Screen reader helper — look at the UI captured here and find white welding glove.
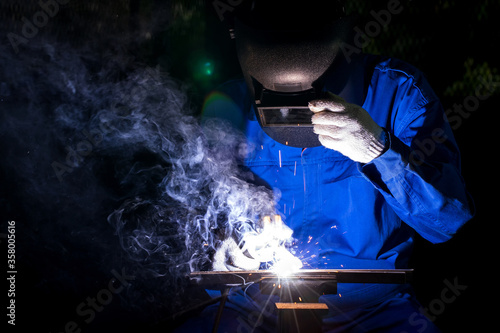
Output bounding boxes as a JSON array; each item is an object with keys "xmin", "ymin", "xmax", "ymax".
[
  {"xmin": 310, "ymin": 92, "xmax": 387, "ymax": 163},
  {"xmin": 212, "ymin": 237, "xmax": 260, "ymax": 271}
]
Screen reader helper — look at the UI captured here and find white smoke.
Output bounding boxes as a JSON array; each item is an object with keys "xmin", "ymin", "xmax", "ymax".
[{"xmin": 0, "ymin": 26, "xmax": 297, "ymax": 329}]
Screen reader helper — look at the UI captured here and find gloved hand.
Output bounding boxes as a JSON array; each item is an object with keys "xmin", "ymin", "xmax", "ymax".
[
  {"xmin": 309, "ymin": 92, "xmax": 388, "ymax": 163},
  {"xmin": 212, "ymin": 237, "xmax": 260, "ymax": 271}
]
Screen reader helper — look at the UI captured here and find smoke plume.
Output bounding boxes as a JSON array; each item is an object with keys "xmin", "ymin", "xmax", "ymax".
[{"xmin": 0, "ymin": 32, "xmax": 277, "ymax": 331}]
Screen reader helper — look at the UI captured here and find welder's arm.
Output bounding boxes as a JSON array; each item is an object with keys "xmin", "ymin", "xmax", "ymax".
[{"xmin": 310, "ymin": 93, "xmax": 474, "ymax": 244}]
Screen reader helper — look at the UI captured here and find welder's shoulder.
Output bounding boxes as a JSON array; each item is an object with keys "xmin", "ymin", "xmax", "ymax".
[
  {"xmin": 371, "ymin": 56, "xmax": 426, "ymax": 83},
  {"xmin": 370, "ymin": 56, "xmax": 438, "ymax": 104}
]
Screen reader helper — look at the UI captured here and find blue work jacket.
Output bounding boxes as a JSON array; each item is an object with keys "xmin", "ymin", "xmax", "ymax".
[{"xmin": 202, "ymin": 55, "xmax": 473, "ymax": 273}]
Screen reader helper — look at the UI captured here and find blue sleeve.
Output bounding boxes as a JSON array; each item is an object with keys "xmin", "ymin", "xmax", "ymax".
[{"xmin": 360, "ymin": 97, "xmax": 474, "ymax": 244}]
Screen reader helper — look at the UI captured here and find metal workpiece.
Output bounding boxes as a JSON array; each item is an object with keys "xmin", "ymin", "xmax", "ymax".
[
  {"xmin": 189, "ymin": 268, "xmax": 413, "ymax": 287},
  {"xmin": 191, "ymin": 269, "xmax": 413, "ymax": 333}
]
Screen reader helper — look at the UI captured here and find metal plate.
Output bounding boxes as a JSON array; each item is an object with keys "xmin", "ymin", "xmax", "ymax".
[{"xmin": 189, "ymin": 269, "xmax": 413, "ymax": 287}]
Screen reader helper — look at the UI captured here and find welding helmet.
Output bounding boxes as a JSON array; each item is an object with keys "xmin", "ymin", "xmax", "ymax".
[{"xmin": 231, "ymin": 0, "xmax": 353, "ymax": 147}]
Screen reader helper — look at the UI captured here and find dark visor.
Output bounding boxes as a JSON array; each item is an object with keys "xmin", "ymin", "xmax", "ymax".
[{"xmin": 257, "ymin": 107, "xmax": 314, "ymax": 127}]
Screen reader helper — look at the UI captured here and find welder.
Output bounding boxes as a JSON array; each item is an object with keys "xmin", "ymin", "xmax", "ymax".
[{"xmin": 178, "ymin": 1, "xmax": 474, "ymax": 332}]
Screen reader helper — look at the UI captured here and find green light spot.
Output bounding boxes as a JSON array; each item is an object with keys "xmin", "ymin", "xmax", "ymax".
[{"xmin": 204, "ymin": 61, "xmax": 213, "ymax": 76}]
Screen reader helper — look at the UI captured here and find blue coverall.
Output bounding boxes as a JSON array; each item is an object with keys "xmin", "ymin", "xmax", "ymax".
[{"xmin": 180, "ymin": 55, "xmax": 474, "ymax": 332}]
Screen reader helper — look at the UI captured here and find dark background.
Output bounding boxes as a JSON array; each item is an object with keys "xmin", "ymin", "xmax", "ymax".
[{"xmin": 1, "ymin": 0, "xmax": 498, "ymax": 332}]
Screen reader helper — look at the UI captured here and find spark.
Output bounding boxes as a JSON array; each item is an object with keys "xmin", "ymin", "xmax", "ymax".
[{"xmin": 303, "ymin": 171, "xmax": 306, "ymax": 193}]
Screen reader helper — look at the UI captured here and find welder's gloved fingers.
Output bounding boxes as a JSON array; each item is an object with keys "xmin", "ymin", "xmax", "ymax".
[
  {"xmin": 309, "ymin": 92, "xmax": 387, "ymax": 163},
  {"xmin": 212, "ymin": 238, "xmax": 260, "ymax": 271}
]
